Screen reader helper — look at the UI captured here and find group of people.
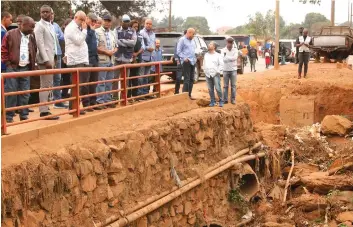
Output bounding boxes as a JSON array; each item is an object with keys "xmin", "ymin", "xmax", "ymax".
[{"xmin": 1, "ymin": 6, "xmax": 163, "ymax": 123}]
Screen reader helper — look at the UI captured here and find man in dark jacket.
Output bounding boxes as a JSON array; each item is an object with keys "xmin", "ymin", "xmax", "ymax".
[
  {"xmin": 248, "ymin": 46, "xmax": 258, "ymax": 72},
  {"xmin": 1, "ymin": 16, "xmax": 37, "ymax": 123},
  {"xmin": 83, "ymin": 13, "xmax": 99, "ymax": 111}
]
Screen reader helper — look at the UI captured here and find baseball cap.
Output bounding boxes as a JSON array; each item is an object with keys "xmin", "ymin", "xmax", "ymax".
[
  {"xmin": 122, "ymin": 14, "xmax": 131, "ymax": 22},
  {"xmin": 102, "ymin": 14, "xmax": 112, "ymax": 21},
  {"xmin": 87, "ymin": 13, "xmax": 98, "ymax": 21}
]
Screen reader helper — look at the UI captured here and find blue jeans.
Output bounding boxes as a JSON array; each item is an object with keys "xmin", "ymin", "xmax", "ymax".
[
  {"xmin": 5, "ymin": 67, "xmax": 30, "ymax": 121},
  {"xmin": 53, "ymin": 55, "xmax": 62, "ymax": 101},
  {"xmin": 138, "ymin": 62, "xmax": 151, "ymax": 95},
  {"xmin": 205, "ymin": 74, "xmax": 222, "ymax": 104},
  {"xmin": 96, "ymin": 62, "xmax": 114, "ymax": 104},
  {"xmin": 223, "ymin": 71, "xmax": 237, "ymax": 103}
]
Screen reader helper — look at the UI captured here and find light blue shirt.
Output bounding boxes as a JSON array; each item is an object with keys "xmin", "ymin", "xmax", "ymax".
[
  {"xmin": 176, "ymin": 36, "xmax": 196, "ymax": 65},
  {"xmin": 140, "ymin": 28, "xmax": 155, "ymax": 62},
  {"xmin": 151, "ymin": 47, "xmax": 163, "ymax": 72},
  {"xmin": 53, "ymin": 22, "xmax": 64, "ymax": 56}
]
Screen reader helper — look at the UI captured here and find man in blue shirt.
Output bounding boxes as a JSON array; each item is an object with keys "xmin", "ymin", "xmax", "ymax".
[
  {"xmin": 139, "ymin": 18, "xmax": 155, "ymax": 97},
  {"xmin": 176, "ymin": 28, "xmax": 196, "ymax": 99},
  {"xmin": 1, "ymin": 12, "xmax": 13, "ymax": 72},
  {"xmin": 149, "ymin": 39, "xmax": 163, "ymax": 97},
  {"xmin": 50, "ymin": 10, "xmax": 67, "ymax": 109},
  {"xmin": 174, "ymin": 30, "xmax": 187, "ymax": 94}
]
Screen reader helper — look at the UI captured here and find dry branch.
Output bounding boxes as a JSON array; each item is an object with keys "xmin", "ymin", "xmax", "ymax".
[{"xmin": 282, "ymin": 149, "xmax": 294, "ymax": 206}]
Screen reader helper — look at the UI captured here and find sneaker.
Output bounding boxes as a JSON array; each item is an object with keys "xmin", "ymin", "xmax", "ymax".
[
  {"xmin": 20, "ymin": 116, "xmax": 28, "ymax": 121},
  {"xmin": 69, "ymin": 110, "xmax": 86, "ymax": 115},
  {"xmin": 224, "ymin": 101, "xmax": 228, "ymax": 104},
  {"xmin": 107, "ymin": 104, "xmax": 116, "ymax": 108},
  {"xmin": 231, "ymin": 100, "xmax": 236, "ymax": 105},
  {"xmin": 219, "ymin": 101, "xmax": 224, "ymax": 107},
  {"xmin": 85, "ymin": 108, "xmax": 94, "ymax": 112},
  {"xmin": 93, "ymin": 106, "xmax": 105, "ymax": 110},
  {"xmin": 209, "ymin": 102, "xmax": 215, "ymax": 107},
  {"xmin": 6, "ymin": 118, "xmax": 14, "ymax": 123},
  {"xmin": 54, "ymin": 103, "xmax": 68, "ymax": 109}
]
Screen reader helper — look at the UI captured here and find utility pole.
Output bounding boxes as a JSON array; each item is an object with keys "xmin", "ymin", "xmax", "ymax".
[
  {"xmin": 331, "ymin": 0, "xmax": 335, "ymax": 26},
  {"xmin": 169, "ymin": 0, "xmax": 172, "ymax": 32},
  {"xmin": 274, "ymin": 0, "xmax": 280, "ymax": 70},
  {"xmin": 351, "ymin": 2, "xmax": 353, "ymax": 27}
]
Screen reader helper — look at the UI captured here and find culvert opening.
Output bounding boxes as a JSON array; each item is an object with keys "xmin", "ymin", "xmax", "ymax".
[{"xmin": 239, "ymin": 173, "xmax": 258, "ymax": 198}]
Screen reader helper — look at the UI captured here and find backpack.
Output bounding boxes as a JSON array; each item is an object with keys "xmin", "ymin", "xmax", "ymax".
[{"xmin": 249, "ymin": 48, "xmax": 257, "ymax": 58}]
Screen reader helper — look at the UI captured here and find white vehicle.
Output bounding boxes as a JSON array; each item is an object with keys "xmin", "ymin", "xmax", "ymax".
[{"xmin": 279, "ymin": 39, "xmax": 296, "ymax": 63}]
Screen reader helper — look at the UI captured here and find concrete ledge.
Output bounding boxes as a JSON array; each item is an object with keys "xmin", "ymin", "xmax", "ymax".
[{"xmin": 2, "ymin": 93, "xmax": 189, "ymax": 146}]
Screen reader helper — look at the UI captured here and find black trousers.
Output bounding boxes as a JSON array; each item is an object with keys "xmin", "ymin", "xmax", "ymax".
[
  {"xmin": 181, "ymin": 61, "xmax": 195, "ymax": 97},
  {"xmin": 298, "ymin": 52, "xmax": 310, "ymax": 75},
  {"xmin": 129, "ymin": 67, "xmax": 140, "ymax": 97},
  {"xmin": 81, "ymin": 63, "xmax": 99, "ymax": 107},
  {"xmin": 61, "ymin": 61, "xmax": 72, "ymax": 98}
]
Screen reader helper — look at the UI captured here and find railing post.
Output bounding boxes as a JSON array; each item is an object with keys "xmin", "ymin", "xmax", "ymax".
[
  {"xmin": 1, "ymin": 77, "xmax": 7, "ymax": 135},
  {"xmin": 156, "ymin": 63, "xmax": 161, "ymax": 98},
  {"xmin": 72, "ymin": 70, "xmax": 80, "ymax": 117},
  {"xmin": 121, "ymin": 66, "xmax": 127, "ymax": 106}
]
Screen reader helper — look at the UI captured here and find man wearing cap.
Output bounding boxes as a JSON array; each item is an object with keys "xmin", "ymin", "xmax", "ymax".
[
  {"xmin": 114, "ymin": 14, "xmax": 136, "ymax": 100},
  {"xmin": 96, "ymin": 14, "xmax": 118, "ymax": 109},
  {"xmin": 221, "ymin": 37, "xmax": 238, "ymax": 105},
  {"xmin": 83, "ymin": 13, "xmax": 99, "ymax": 111},
  {"xmin": 138, "ymin": 18, "xmax": 156, "ymax": 97}
]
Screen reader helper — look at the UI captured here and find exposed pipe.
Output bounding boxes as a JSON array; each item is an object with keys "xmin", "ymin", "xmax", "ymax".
[
  {"xmin": 106, "ymin": 152, "xmax": 267, "ymax": 227},
  {"xmin": 95, "ymin": 142, "xmax": 263, "ymax": 227}
]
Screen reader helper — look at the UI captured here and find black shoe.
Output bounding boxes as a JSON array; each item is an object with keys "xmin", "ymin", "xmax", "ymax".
[
  {"xmin": 85, "ymin": 108, "xmax": 94, "ymax": 112},
  {"xmin": 189, "ymin": 96, "xmax": 196, "ymax": 100},
  {"xmin": 6, "ymin": 118, "xmax": 14, "ymax": 123},
  {"xmin": 28, "ymin": 109, "xmax": 34, "ymax": 112},
  {"xmin": 54, "ymin": 103, "xmax": 69, "ymax": 109},
  {"xmin": 20, "ymin": 116, "xmax": 28, "ymax": 121},
  {"xmin": 93, "ymin": 106, "xmax": 104, "ymax": 110},
  {"xmin": 136, "ymin": 97, "xmax": 147, "ymax": 101},
  {"xmin": 224, "ymin": 101, "xmax": 228, "ymax": 104},
  {"xmin": 40, "ymin": 112, "xmax": 59, "ymax": 120},
  {"xmin": 107, "ymin": 104, "xmax": 116, "ymax": 108}
]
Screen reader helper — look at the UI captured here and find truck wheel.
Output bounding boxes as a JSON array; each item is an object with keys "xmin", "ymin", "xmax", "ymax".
[{"xmin": 194, "ymin": 66, "xmax": 199, "ymax": 83}]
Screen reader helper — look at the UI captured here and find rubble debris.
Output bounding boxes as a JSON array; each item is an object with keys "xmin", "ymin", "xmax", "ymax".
[{"xmin": 321, "ymin": 115, "xmax": 353, "ymax": 136}]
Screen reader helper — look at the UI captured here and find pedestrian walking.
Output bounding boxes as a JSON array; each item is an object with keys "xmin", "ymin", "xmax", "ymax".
[
  {"xmin": 249, "ymin": 45, "xmax": 258, "ymax": 72},
  {"xmin": 130, "ymin": 20, "xmax": 145, "ymax": 99},
  {"xmin": 139, "ymin": 18, "xmax": 155, "ymax": 97},
  {"xmin": 34, "ymin": 5, "xmax": 60, "ymax": 120},
  {"xmin": 95, "ymin": 14, "xmax": 118, "ymax": 108},
  {"xmin": 296, "ymin": 28, "xmax": 312, "ymax": 79},
  {"xmin": 51, "ymin": 9, "xmax": 67, "ymax": 109},
  {"xmin": 1, "ymin": 16, "xmax": 37, "ymax": 123},
  {"xmin": 221, "ymin": 37, "xmax": 237, "ymax": 105},
  {"xmin": 65, "ymin": 11, "xmax": 89, "ymax": 115},
  {"xmin": 115, "ymin": 14, "xmax": 136, "ymax": 100},
  {"xmin": 203, "ymin": 41, "xmax": 223, "ymax": 107},
  {"xmin": 150, "ymin": 39, "xmax": 163, "ymax": 97},
  {"xmin": 280, "ymin": 42, "xmax": 286, "ymax": 65},
  {"xmin": 83, "ymin": 13, "xmax": 99, "ymax": 111},
  {"xmin": 176, "ymin": 28, "xmax": 196, "ymax": 99},
  {"xmin": 174, "ymin": 30, "xmax": 187, "ymax": 95},
  {"xmin": 265, "ymin": 49, "xmax": 271, "ymax": 69}
]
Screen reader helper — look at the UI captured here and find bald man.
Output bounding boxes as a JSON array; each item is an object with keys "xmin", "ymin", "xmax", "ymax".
[
  {"xmin": 138, "ymin": 18, "xmax": 156, "ymax": 98},
  {"xmin": 34, "ymin": 5, "xmax": 60, "ymax": 120},
  {"xmin": 176, "ymin": 28, "xmax": 196, "ymax": 99}
]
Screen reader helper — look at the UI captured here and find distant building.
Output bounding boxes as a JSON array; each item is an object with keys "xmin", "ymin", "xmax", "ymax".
[{"xmin": 216, "ymin": 26, "xmax": 233, "ymax": 35}]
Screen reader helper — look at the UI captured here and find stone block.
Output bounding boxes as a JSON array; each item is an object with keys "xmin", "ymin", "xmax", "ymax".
[
  {"xmin": 280, "ymin": 96, "xmax": 315, "ymax": 127},
  {"xmin": 92, "ymin": 185, "xmax": 108, "ymax": 204},
  {"xmin": 137, "ymin": 217, "xmax": 148, "ymax": 227},
  {"xmin": 108, "ymin": 172, "xmax": 127, "ymax": 185},
  {"xmin": 184, "ymin": 201, "xmax": 192, "ymax": 215},
  {"xmin": 75, "ymin": 160, "xmax": 93, "ymax": 177},
  {"xmin": 92, "ymin": 159, "xmax": 104, "ymax": 174},
  {"xmin": 60, "ymin": 170, "xmax": 79, "ymax": 189},
  {"xmin": 108, "ymin": 158, "xmax": 123, "ymax": 173},
  {"xmin": 81, "ymin": 174, "xmax": 97, "ymax": 192},
  {"xmin": 26, "ymin": 210, "xmax": 46, "ymax": 227},
  {"xmin": 148, "ymin": 211, "xmax": 161, "ymax": 223}
]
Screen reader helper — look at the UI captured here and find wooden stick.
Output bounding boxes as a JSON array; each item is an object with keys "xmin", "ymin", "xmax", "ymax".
[
  {"xmin": 328, "ymin": 162, "xmax": 353, "ymax": 176},
  {"xmin": 282, "ymin": 149, "xmax": 294, "ymax": 206}
]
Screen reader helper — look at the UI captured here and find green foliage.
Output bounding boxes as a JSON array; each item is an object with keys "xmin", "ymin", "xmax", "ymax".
[
  {"xmin": 302, "ymin": 13, "xmax": 330, "ymax": 31},
  {"xmin": 326, "ymin": 189, "xmax": 341, "ymax": 199},
  {"xmin": 228, "ymin": 189, "xmax": 244, "ymax": 204},
  {"xmin": 182, "ymin": 16, "xmax": 212, "ymax": 35},
  {"xmin": 153, "ymin": 15, "xmax": 185, "ymax": 32},
  {"xmin": 338, "ymin": 224, "xmax": 348, "ymax": 227}
]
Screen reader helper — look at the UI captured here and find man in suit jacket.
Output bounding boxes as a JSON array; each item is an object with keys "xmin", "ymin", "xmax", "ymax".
[{"xmin": 34, "ymin": 5, "xmax": 60, "ymax": 120}]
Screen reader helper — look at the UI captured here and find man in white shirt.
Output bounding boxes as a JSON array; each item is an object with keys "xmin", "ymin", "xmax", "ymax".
[
  {"xmin": 296, "ymin": 28, "xmax": 313, "ymax": 79},
  {"xmin": 34, "ymin": 5, "xmax": 60, "ymax": 120},
  {"xmin": 221, "ymin": 37, "xmax": 238, "ymax": 105},
  {"xmin": 203, "ymin": 41, "xmax": 223, "ymax": 107},
  {"xmin": 64, "ymin": 10, "xmax": 89, "ymax": 115}
]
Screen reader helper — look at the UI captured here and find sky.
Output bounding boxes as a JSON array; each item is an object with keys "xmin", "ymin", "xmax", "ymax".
[{"xmin": 151, "ymin": 0, "xmax": 352, "ymax": 31}]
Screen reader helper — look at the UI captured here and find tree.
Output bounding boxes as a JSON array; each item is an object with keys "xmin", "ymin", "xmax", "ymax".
[
  {"xmin": 156, "ymin": 15, "xmax": 185, "ymax": 32},
  {"xmin": 182, "ymin": 16, "xmax": 211, "ymax": 35},
  {"xmin": 225, "ymin": 25, "xmax": 250, "ymax": 35},
  {"xmin": 302, "ymin": 13, "xmax": 330, "ymax": 30},
  {"xmin": 1, "ymin": 1, "xmax": 72, "ymax": 24}
]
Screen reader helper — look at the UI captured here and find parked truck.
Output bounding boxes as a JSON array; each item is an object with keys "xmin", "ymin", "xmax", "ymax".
[{"xmin": 312, "ymin": 26, "xmax": 353, "ymax": 61}]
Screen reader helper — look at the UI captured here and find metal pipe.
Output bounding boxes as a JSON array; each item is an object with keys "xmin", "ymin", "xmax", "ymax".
[
  {"xmin": 107, "ymin": 152, "xmax": 267, "ymax": 227},
  {"xmin": 95, "ymin": 143, "xmax": 262, "ymax": 227}
]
